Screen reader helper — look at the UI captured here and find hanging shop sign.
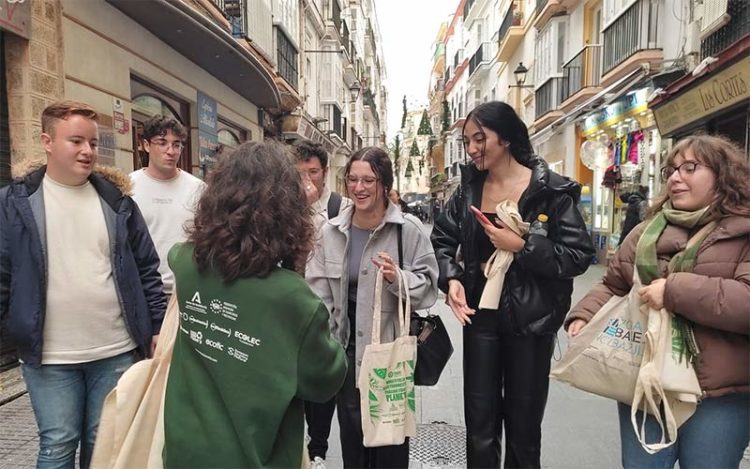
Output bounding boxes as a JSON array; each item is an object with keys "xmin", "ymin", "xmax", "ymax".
[
  {"xmin": 197, "ymin": 92, "xmax": 219, "ymax": 169},
  {"xmin": 652, "ymin": 55, "xmax": 750, "ymax": 136},
  {"xmin": 582, "ymin": 88, "xmax": 650, "ymax": 137}
]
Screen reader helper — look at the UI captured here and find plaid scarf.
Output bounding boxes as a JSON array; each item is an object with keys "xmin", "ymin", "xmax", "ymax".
[{"xmin": 635, "ymin": 202, "xmax": 716, "ymax": 362}]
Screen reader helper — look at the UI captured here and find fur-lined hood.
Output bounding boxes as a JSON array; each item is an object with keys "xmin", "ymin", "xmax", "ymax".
[{"xmin": 11, "ymin": 157, "xmax": 133, "ymax": 195}]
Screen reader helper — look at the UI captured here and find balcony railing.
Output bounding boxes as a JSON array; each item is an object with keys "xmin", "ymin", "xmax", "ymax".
[
  {"xmin": 535, "ymin": 0, "xmax": 548, "ymax": 16},
  {"xmin": 464, "ymin": 0, "xmax": 476, "ymax": 19},
  {"xmin": 363, "ymin": 88, "xmax": 380, "ymax": 126},
  {"xmin": 602, "ymin": 0, "xmax": 659, "ymax": 74},
  {"xmin": 561, "ymin": 44, "xmax": 602, "ymax": 101},
  {"xmin": 535, "ymin": 77, "xmax": 564, "ymax": 118},
  {"xmin": 342, "ymin": 19, "xmax": 351, "ymax": 56},
  {"xmin": 276, "ymin": 27, "xmax": 298, "ymax": 90},
  {"xmin": 498, "ymin": 1, "xmax": 522, "ymax": 45},
  {"xmin": 468, "ymin": 42, "xmax": 491, "ymax": 77},
  {"xmin": 211, "ymin": 0, "xmax": 247, "ymax": 36},
  {"xmin": 332, "ymin": 0, "xmax": 342, "ymax": 34},
  {"xmin": 701, "ymin": 0, "xmax": 750, "ymax": 59}
]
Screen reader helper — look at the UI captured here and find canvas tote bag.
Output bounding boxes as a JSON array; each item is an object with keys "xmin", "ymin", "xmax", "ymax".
[
  {"xmin": 358, "ymin": 267, "xmax": 418, "ymax": 448},
  {"xmin": 91, "ymin": 292, "xmax": 180, "ymax": 469},
  {"xmin": 630, "ymin": 304, "xmax": 702, "ymax": 454},
  {"xmin": 550, "ymin": 268, "xmax": 648, "ymax": 404}
]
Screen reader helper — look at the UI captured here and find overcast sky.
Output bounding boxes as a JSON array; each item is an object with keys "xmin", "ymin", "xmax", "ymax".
[{"xmin": 375, "ymin": 0, "xmax": 457, "ymax": 142}]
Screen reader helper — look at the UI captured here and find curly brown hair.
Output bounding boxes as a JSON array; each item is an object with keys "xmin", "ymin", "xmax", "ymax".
[
  {"xmin": 188, "ymin": 141, "xmax": 314, "ymax": 282},
  {"xmin": 651, "ymin": 134, "xmax": 750, "ymax": 218}
]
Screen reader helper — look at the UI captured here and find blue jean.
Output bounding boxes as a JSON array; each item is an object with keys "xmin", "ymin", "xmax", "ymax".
[
  {"xmin": 618, "ymin": 393, "xmax": 750, "ymax": 469},
  {"xmin": 22, "ymin": 351, "xmax": 137, "ymax": 469}
]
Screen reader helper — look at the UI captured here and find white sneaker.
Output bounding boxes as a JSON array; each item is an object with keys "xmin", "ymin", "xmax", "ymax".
[{"xmin": 309, "ymin": 456, "xmax": 327, "ymax": 469}]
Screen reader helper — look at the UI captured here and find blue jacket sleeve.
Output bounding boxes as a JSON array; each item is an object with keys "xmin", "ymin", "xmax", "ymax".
[
  {"xmin": 127, "ymin": 201, "xmax": 167, "ymax": 334},
  {"xmin": 514, "ymin": 193, "xmax": 594, "ymax": 279}
]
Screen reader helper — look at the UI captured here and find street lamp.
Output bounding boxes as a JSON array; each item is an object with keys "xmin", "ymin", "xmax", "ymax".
[
  {"xmin": 509, "ymin": 62, "xmax": 534, "ymax": 88},
  {"xmin": 349, "ymin": 81, "xmax": 361, "ymax": 102}
]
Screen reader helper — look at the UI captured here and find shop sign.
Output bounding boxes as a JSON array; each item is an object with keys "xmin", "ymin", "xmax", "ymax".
[
  {"xmin": 582, "ymin": 88, "xmax": 650, "ymax": 137},
  {"xmin": 653, "ymin": 55, "xmax": 750, "ymax": 136},
  {"xmin": 0, "ymin": 0, "xmax": 30, "ymax": 40},
  {"xmin": 197, "ymin": 92, "xmax": 219, "ymax": 168},
  {"xmin": 112, "ymin": 98, "xmax": 129, "ymax": 135}
]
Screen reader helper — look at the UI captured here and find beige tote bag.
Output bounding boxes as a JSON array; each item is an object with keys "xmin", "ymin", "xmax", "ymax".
[
  {"xmin": 91, "ymin": 293, "xmax": 179, "ymax": 469},
  {"xmin": 630, "ymin": 305, "xmax": 701, "ymax": 454},
  {"xmin": 358, "ymin": 267, "xmax": 418, "ymax": 448},
  {"xmin": 550, "ymin": 269, "xmax": 648, "ymax": 404}
]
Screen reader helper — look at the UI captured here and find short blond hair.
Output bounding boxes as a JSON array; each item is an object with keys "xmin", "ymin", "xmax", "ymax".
[{"xmin": 41, "ymin": 100, "xmax": 98, "ymax": 135}]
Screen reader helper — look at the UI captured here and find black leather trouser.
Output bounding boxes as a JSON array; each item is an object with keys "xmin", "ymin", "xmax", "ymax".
[
  {"xmin": 463, "ymin": 308, "xmax": 555, "ymax": 469},
  {"xmin": 305, "ymin": 397, "xmax": 336, "ymax": 459},
  {"xmin": 336, "ymin": 301, "xmax": 410, "ymax": 468}
]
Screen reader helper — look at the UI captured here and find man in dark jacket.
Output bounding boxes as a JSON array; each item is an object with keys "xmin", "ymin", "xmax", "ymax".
[
  {"xmin": 618, "ymin": 186, "xmax": 648, "ymax": 246},
  {"xmin": 0, "ymin": 101, "xmax": 166, "ymax": 469}
]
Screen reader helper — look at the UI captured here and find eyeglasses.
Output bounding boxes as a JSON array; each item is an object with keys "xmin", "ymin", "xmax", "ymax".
[
  {"xmin": 149, "ymin": 139, "xmax": 184, "ymax": 152},
  {"xmin": 345, "ymin": 175, "xmax": 379, "ymax": 188},
  {"xmin": 660, "ymin": 161, "xmax": 705, "ymax": 182}
]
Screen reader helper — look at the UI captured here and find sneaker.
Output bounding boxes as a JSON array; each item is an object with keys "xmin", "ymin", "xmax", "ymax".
[{"xmin": 309, "ymin": 456, "xmax": 326, "ymax": 469}]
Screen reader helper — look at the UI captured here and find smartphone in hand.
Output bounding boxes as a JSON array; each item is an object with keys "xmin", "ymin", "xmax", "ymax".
[{"xmin": 470, "ymin": 205, "xmax": 492, "ymax": 225}]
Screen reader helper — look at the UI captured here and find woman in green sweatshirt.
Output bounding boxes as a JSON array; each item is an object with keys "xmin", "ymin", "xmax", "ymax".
[{"xmin": 163, "ymin": 141, "xmax": 347, "ymax": 468}]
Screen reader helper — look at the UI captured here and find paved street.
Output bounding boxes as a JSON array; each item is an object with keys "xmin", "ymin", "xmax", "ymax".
[{"xmin": 2, "ymin": 260, "xmax": 749, "ymax": 468}]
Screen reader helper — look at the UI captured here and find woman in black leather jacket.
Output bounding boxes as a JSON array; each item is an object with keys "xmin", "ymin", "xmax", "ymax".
[{"xmin": 431, "ymin": 102, "xmax": 594, "ymax": 468}]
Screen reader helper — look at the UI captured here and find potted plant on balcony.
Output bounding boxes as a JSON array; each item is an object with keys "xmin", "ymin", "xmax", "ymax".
[{"xmin": 512, "ymin": 9, "xmax": 523, "ymax": 26}]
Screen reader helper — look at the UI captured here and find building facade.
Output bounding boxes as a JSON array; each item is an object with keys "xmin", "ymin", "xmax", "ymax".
[{"xmin": 0, "ymin": 0, "xmax": 387, "ymax": 369}]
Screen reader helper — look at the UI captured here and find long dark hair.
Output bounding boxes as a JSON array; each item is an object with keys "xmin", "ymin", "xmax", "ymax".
[
  {"xmin": 651, "ymin": 134, "xmax": 750, "ymax": 218},
  {"xmin": 188, "ymin": 141, "xmax": 314, "ymax": 282},
  {"xmin": 463, "ymin": 101, "xmax": 534, "ymax": 167},
  {"xmin": 344, "ymin": 146, "xmax": 394, "ymax": 208}
]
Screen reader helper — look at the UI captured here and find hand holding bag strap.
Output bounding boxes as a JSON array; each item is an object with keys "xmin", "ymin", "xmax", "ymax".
[{"xmin": 371, "ymin": 266, "xmax": 411, "ymax": 344}]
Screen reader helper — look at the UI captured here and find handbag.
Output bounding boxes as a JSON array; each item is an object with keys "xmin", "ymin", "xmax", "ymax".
[
  {"xmin": 397, "ymin": 224, "xmax": 454, "ymax": 386},
  {"xmin": 409, "ymin": 312, "xmax": 454, "ymax": 386},
  {"xmin": 91, "ymin": 292, "xmax": 180, "ymax": 469},
  {"xmin": 358, "ymin": 267, "xmax": 418, "ymax": 447}
]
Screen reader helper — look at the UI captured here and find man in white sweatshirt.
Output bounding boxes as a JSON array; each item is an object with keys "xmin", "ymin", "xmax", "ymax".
[{"xmin": 130, "ymin": 116, "xmax": 205, "ymax": 297}]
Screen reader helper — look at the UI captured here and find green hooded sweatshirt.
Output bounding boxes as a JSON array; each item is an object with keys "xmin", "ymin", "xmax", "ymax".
[{"xmin": 164, "ymin": 244, "xmax": 346, "ymax": 468}]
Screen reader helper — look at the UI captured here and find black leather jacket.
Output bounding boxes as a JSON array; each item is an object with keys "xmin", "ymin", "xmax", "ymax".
[{"xmin": 431, "ymin": 158, "xmax": 595, "ymax": 335}]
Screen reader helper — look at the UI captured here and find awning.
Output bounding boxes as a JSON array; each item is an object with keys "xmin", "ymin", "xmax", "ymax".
[
  {"xmin": 530, "ymin": 65, "xmax": 649, "ymax": 145},
  {"xmin": 106, "ymin": 0, "xmax": 280, "ymax": 109}
]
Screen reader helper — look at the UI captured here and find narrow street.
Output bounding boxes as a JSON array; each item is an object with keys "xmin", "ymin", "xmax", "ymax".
[{"xmin": 4, "ymin": 257, "xmax": 744, "ymax": 468}]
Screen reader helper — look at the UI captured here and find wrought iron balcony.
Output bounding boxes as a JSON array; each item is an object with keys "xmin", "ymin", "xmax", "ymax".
[
  {"xmin": 535, "ymin": 77, "xmax": 564, "ymax": 118},
  {"xmin": 464, "ymin": 0, "xmax": 476, "ymax": 19},
  {"xmin": 210, "ymin": 0, "xmax": 247, "ymax": 36},
  {"xmin": 701, "ymin": 0, "xmax": 750, "ymax": 59},
  {"xmin": 602, "ymin": 0, "xmax": 660, "ymax": 74},
  {"xmin": 363, "ymin": 88, "xmax": 380, "ymax": 127},
  {"xmin": 535, "ymin": 0, "xmax": 548, "ymax": 17},
  {"xmin": 468, "ymin": 42, "xmax": 492, "ymax": 78},
  {"xmin": 498, "ymin": 2, "xmax": 521, "ymax": 44},
  {"xmin": 561, "ymin": 44, "xmax": 602, "ymax": 102}
]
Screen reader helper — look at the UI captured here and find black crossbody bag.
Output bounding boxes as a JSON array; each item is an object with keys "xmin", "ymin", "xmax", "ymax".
[{"xmin": 397, "ymin": 224, "xmax": 454, "ymax": 386}]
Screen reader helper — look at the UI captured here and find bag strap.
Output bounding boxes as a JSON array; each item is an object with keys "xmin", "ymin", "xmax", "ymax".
[
  {"xmin": 371, "ymin": 267, "xmax": 411, "ymax": 345},
  {"xmin": 327, "ymin": 191, "xmax": 342, "ymax": 219},
  {"xmin": 154, "ymin": 293, "xmax": 180, "ymax": 360}
]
